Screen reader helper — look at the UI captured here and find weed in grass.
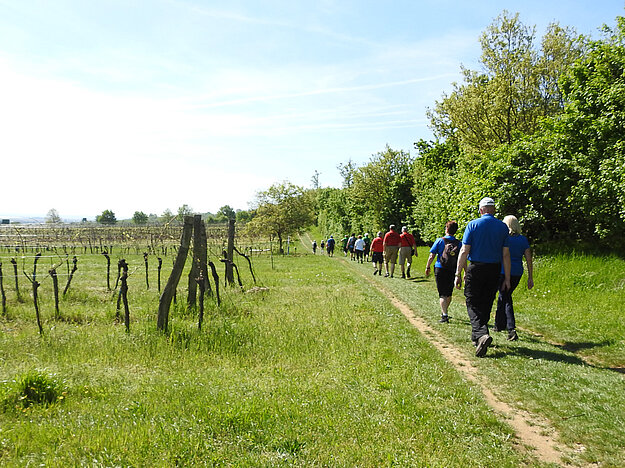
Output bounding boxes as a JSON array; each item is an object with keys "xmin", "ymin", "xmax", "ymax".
[{"xmin": 2, "ymin": 370, "xmax": 65, "ymax": 410}]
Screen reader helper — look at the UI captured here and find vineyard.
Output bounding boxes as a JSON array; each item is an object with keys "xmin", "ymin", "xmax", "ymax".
[{"xmin": 0, "ymin": 218, "xmax": 271, "ymax": 335}]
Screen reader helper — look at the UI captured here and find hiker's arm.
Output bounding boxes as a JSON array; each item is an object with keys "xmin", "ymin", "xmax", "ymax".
[
  {"xmin": 502, "ymin": 246, "xmax": 511, "ymax": 291},
  {"xmin": 524, "ymin": 247, "xmax": 534, "ymax": 290},
  {"xmin": 455, "ymin": 244, "xmax": 470, "ymax": 289},
  {"xmin": 425, "ymin": 253, "xmax": 436, "ymax": 276}
]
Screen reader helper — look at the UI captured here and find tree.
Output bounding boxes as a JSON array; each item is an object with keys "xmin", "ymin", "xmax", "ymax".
[
  {"xmin": 427, "ymin": 11, "xmax": 582, "ymax": 153},
  {"xmin": 246, "ymin": 181, "xmax": 314, "ymax": 253},
  {"xmin": 160, "ymin": 209, "xmax": 175, "ymax": 224},
  {"xmin": 177, "ymin": 204, "xmax": 194, "ymax": 219},
  {"xmin": 96, "ymin": 210, "xmax": 117, "ymax": 225},
  {"xmin": 45, "ymin": 209, "xmax": 61, "ymax": 224},
  {"xmin": 217, "ymin": 205, "xmax": 236, "ymax": 220},
  {"xmin": 132, "ymin": 211, "xmax": 148, "ymax": 225}
]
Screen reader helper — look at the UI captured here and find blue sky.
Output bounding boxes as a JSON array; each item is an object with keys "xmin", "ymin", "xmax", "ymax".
[{"xmin": 1, "ymin": 0, "xmax": 623, "ymax": 220}]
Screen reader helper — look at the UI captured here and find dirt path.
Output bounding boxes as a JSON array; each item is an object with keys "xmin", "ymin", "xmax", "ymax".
[{"xmin": 350, "ymin": 262, "xmax": 568, "ymax": 466}]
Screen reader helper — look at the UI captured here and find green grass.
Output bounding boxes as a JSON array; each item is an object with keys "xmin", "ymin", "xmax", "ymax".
[
  {"xmin": 1, "ymin": 243, "xmax": 623, "ymax": 466},
  {"xmin": 0, "ymin": 250, "xmax": 531, "ymax": 467},
  {"xmin": 336, "ymin": 246, "xmax": 625, "ymax": 467}
]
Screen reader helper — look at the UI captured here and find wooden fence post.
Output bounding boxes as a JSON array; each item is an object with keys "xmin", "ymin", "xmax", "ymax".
[
  {"xmin": 187, "ymin": 215, "xmax": 202, "ymax": 309},
  {"xmin": 157, "ymin": 216, "xmax": 194, "ymax": 332}
]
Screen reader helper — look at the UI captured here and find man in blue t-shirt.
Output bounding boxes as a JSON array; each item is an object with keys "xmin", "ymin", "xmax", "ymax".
[{"xmin": 455, "ymin": 197, "xmax": 511, "ymax": 357}]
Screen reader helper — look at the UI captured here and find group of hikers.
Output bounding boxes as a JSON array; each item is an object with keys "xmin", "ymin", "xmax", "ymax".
[
  {"xmin": 312, "ymin": 197, "xmax": 534, "ymax": 358},
  {"xmin": 312, "ymin": 225, "xmax": 417, "ymax": 279}
]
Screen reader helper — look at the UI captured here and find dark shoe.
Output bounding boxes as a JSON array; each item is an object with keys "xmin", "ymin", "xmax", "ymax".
[
  {"xmin": 439, "ymin": 315, "xmax": 449, "ymax": 323},
  {"xmin": 507, "ymin": 329, "xmax": 518, "ymax": 341},
  {"xmin": 373, "ymin": 270, "xmax": 377, "ymax": 276},
  {"xmin": 475, "ymin": 334, "xmax": 492, "ymax": 357},
  {"xmin": 390, "ymin": 274, "xmax": 394, "ymax": 278},
  {"xmin": 401, "ymin": 274, "xmax": 406, "ymax": 279},
  {"xmin": 406, "ymin": 267, "xmax": 411, "ymax": 278},
  {"xmin": 384, "ymin": 273, "xmax": 389, "ymax": 277}
]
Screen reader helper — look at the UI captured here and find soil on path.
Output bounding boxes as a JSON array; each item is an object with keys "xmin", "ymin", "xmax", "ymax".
[{"xmin": 351, "ymin": 262, "xmax": 569, "ymax": 466}]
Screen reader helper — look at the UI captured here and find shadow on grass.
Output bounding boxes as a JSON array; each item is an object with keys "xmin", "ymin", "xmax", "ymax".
[
  {"xmin": 555, "ymin": 340, "xmax": 615, "ymax": 353},
  {"xmin": 487, "ymin": 336, "xmax": 625, "ymax": 375}
]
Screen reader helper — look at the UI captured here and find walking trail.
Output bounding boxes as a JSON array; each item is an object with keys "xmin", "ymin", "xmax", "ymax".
[{"xmin": 346, "ymin": 258, "xmax": 568, "ymax": 466}]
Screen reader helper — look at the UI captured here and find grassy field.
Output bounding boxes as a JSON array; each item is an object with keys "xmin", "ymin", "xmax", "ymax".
[{"xmin": 0, "ymin": 239, "xmax": 624, "ymax": 466}]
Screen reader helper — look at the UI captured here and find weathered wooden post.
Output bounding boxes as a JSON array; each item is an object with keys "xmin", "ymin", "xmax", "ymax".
[
  {"xmin": 197, "ymin": 268, "xmax": 205, "ymax": 330},
  {"xmin": 157, "ymin": 216, "xmax": 194, "ymax": 332},
  {"xmin": 225, "ymin": 218, "xmax": 235, "ymax": 286},
  {"xmin": 121, "ymin": 269, "xmax": 130, "ymax": 333},
  {"xmin": 208, "ymin": 260, "xmax": 220, "ymax": 306},
  {"xmin": 187, "ymin": 215, "xmax": 202, "ymax": 309}
]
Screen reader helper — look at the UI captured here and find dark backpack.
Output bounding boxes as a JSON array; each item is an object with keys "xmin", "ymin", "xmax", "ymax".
[{"xmin": 440, "ymin": 238, "xmax": 461, "ymax": 270}]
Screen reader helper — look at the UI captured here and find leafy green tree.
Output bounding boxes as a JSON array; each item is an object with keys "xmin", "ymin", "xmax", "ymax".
[
  {"xmin": 217, "ymin": 205, "xmax": 236, "ymax": 220},
  {"xmin": 246, "ymin": 182, "xmax": 314, "ymax": 253},
  {"xmin": 428, "ymin": 11, "xmax": 582, "ymax": 153},
  {"xmin": 132, "ymin": 211, "xmax": 148, "ymax": 225},
  {"xmin": 160, "ymin": 209, "xmax": 175, "ymax": 224},
  {"xmin": 96, "ymin": 210, "xmax": 117, "ymax": 225}
]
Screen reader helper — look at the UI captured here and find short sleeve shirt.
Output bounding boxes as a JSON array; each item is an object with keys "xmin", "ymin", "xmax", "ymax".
[
  {"xmin": 503, "ymin": 234, "xmax": 530, "ymax": 276},
  {"xmin": 429, "ymin": 235, "xmax": 460, "ymax": 268},
  {"xmin": 383, "ymin": 231, "xmax": 401, "ymax": 247},
  {"xmin": 462, "ymin": 214, "xmax": 510, "ymax": 263}
]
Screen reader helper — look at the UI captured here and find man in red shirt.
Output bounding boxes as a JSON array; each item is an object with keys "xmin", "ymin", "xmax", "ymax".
[
  {"xmin": 370, "ymin": 231, "xmax": 385, "ymax": 275},
  {"xmin": 399, "ymin": 226, "xmax": 417, "ymax": 278},
  {"xmin": 383, "ymin": 225, "xmax": 401, "ymax": 277}
]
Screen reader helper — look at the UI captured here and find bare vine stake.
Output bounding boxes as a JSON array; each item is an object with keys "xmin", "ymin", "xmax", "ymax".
[
  {"xmin": 49, "ymin": 266, "xmax": 60, "ymax": 319},
  {"xmin": 23, "ymin": 256, "xmax": 43, "ymax": 335},
  {"xmin": 208, "ymin": 260, "xmax": 220, "ymax": 306},
  {"xmin": 114, "ymin": 257, "xmax": 122, "ymax": 290},
  {"xmin": 143, "ymin": 252, "xmax": 149, "ymax": 289},
  {"xmin": 157, "ymin": 257, "xmax": 162, "ymax": 293},
  {"xmin": 0, "ymin": 262, "xmax": 6, "ymax": 315},
  {"xmin": 10, "ymin": 258, "xmax": 21, "ymax": 302},
  {"xmin": 234, "ymin": 245, "xmax": 257, "ymax": 284},
  {"xmin": 102, "ymin": 251, "xmax": 111, "ymax": 290},
  {"xmin": 63, "ymin": 256, "xmax": 78, "ymax": 296},
  {"xmin": 115, "ymin": 259, "xmax": 128, "ymax": 321},
  {"xmin": 121, "ymin": 269, "xmax": 130, "ymax": 333}
]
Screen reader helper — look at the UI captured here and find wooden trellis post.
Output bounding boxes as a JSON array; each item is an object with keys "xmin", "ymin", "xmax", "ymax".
[
  {"xmin": 0, "ymin": 262, "xmax": 6, "ymax": 315},
  {"xmin": 187, "ymin": 215, "xmax": 202, "ymax": 309},
  {"xmin": 157, "ymin": 216, "xmax": 194, "ymax": 332}
]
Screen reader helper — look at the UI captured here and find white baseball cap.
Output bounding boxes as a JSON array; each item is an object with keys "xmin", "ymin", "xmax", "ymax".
[{"xmin": 478, "ymin": 197, "xmax": 495, "ymax": 208}]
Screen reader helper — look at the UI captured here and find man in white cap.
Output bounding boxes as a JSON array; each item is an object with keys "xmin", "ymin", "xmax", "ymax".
[{"xmin": 455, "ymin": 197, "xmax": 511, "ymax": 357}]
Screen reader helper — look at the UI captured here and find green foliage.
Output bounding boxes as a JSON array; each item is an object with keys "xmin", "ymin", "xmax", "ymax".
[
  {"xmin": 96, "ymin": 209, "xmax": 117, "ymax": 225},
  {"xmin": 428, "ymin": 11, "xmax": 583, "ymax": 153},
  {"xmin": 3, "ymin": 370, "xmax": 64, "ymax": 409},
  {"xmin": 132, "ymin": 211, "xmax": 148, "ymax": 225},
  {"xmin": 246, "ymin": 181, "xmax": 314, "ymax": 252}
]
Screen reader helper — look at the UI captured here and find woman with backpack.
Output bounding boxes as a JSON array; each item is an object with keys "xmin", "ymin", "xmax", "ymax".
[{"xmin": 425, "ymin": 220, "xmax": 461, "ymax": 323}]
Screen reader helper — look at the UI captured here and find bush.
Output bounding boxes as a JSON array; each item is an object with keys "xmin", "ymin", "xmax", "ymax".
[{"xmin": 3, "ymin": 370, "xmax": 64, "ymax": 409}]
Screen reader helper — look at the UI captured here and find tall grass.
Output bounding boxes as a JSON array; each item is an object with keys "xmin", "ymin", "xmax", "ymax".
[
  {"xmin": 346, "ymin": 246, "xmax": 625, "ymax": 467},
  {"xmin": 0, "ymin": 252, "xmax": 530, "ymax": 466}
]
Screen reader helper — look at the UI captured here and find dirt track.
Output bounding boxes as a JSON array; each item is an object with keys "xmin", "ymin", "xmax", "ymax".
[{"xmin": 351, "ymin": 260, "xmax": 568, "ymax": 466}]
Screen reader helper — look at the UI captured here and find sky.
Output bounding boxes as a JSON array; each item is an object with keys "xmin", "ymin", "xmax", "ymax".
[{"xmin": 1, "ymin": 0, "xmax": 623, "ymax": 220}]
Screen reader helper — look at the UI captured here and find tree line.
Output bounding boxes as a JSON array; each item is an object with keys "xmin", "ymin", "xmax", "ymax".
[{"xmin": 250, "ymin": 12, "xmax": 625, "ymax": 252}]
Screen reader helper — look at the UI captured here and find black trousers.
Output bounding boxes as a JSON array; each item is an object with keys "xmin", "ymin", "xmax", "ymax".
[
  {"xmin": 464, "ymin": 262, "xmax": 501, "ymax": 342},
  {"xmin": 495, "ymin": 274, "xmax": 522, "ymax": 331}
]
